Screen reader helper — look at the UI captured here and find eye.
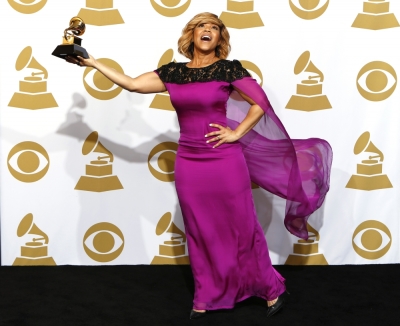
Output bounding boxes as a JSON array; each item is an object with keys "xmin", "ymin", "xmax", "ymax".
[
  {"xmin": 240, "ymin": 60, "xmax": 263, "ymax": 86},
  {"xmin": 148, "ymin": 142, "xmax": 178, "ymax": 182},
  {"xmin": 212, "ymin": 25, "xmax": 219, "ymax": 30},
  {"xmin": 83, "ymin": 58, "xmax": 124, "ymax": 100},
  {"xmin": 357, "ymin": 61, "xmax": 397, "ymax": 101},
  {"xmin": 7, "ymin": 0, "xmax": 47, "ymax": 14},
  {"xmin": 83, "ymin": 222, "xmax": 124, "ymax": 262},
  {"xmin": 352, "ymin": 220, "xmax": 392, "ymax": 260},
  {"xmin": 7, "ymin": 141, "xmax": 50, "ymax": 182},
  {"xmin": 289, "ymin": 0, "xmax": 330, "ymax": 20},
  {"xmin": 150, "ymin": 0, "xmax": 190, "ymax": 17}
]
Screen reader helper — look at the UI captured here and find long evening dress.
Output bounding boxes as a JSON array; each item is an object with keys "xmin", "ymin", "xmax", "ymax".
[{"xmin": 155, "ymin": 60, "xmax": 332, "ymax": 311}]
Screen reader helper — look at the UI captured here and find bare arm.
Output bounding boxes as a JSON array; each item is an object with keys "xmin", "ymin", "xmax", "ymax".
[
  {"xmin": 206, "ymin": 86, "xmax": 264, "ymax": 148},
  {"xmin": 66, "ymin": 54, "xmax": 166, "ymax": 94}
]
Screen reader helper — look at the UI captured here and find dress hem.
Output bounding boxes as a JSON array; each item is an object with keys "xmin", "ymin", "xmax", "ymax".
[{"xmin": 193, "ymin": 288, "xmax": 286, "ymax": 311}]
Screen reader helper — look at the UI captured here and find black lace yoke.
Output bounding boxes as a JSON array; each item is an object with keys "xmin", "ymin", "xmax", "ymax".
[{"xmin": 155, "ymin": 59, "xmax": 251, "ymax": 84}]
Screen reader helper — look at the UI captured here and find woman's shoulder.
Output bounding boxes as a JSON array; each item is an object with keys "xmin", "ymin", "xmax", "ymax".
[
  {"xmin": 154, "ymin": 62, "xmax": 183, "ymax": 83},
  {"xmin": 216, "ymin": 59, "xmax": 252, "ymax": 82}
]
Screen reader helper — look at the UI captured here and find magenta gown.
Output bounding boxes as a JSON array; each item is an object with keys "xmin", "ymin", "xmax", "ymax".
[{"xmin": 155, "ymin": 60, "xmax": 332, "ymax": 311}]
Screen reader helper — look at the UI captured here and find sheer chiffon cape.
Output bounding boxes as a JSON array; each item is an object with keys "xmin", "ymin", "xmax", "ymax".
[{"xmin": 229, "ymin": 77, "xmax": 332, "ymax": 240}]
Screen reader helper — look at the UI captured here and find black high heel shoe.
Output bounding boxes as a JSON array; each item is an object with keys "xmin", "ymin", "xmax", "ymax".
[
  {"xmin": 266, "ymin": 291, "xmax": 289, "ymax": 317},
  {"xmin": 190, "ymin": 309, "xmax": 206, "ymax": 320}
]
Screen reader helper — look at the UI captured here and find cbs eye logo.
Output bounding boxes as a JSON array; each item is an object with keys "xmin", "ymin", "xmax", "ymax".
[
  {"xmin": 357, "ymin": 61, "xmax": 397, "ymax": 101},
  {"xmin": 150, "ymin": 0, "xmax": 190, "ymax": 17},
  {"xmin": 352, "ymin": 220, "xmax": 391, "ymax": 260},
  {"xmin": 289, "ymin": 0, "xmax": 329, "ymax": 20},
  {"xmin": 7, "ymin": 0, "xmax": 47, "ymax": 14},
  {"xmin": 148, "ymin": 142, "xmax": 178, "ymax": 182},
  {"xmin": 240, "ymin": 60, "xmax": 263, "ymax": 86},
  {"xmin": 83, "ymin": 223, "xmax": 124, "ymax": 262},
  {"xmin": 7, "ymin": 141, "xmax": 49, "ymax": 182},
  {"xmin": 83, "ymin": 58, "xmax": 123, "ymax": 100}
]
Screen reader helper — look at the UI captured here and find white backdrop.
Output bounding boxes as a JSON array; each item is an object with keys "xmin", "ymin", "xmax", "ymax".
[{"xmin": 1, "ymin": 0, "xmax": 399, "ymax": 266}]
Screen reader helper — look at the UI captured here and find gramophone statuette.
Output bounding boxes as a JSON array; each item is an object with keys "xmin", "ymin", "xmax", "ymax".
[{"xmin": 52, "ymin": 17, "xmax": 89, "ymax": 59}]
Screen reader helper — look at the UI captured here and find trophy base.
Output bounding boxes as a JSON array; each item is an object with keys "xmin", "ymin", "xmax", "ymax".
[
  {"xmin": 285, "ymin": 253, "xmax": 328, "ymax": 266},
  {"xmin": 77, "ymin": 8, "xmax": 124, "ymax": 26},
  {"xmin": 285, "ymin": 94, "xmax": 332, "ymax": 112},
  {"xmin": 352, "ymin": 13, "xmax": 400, "ymax": 30},
  {"xmin": 8, "ymin": 92, "xmax": 58, "ymax": 109},
  {"xmin": 219, "ymin": 11, "xmax": 264, "ymax": 29},
  {"xmin": 52, "ymin": 44, "xmax": 89, "ymax": 59},
  {"xmin": 346, "ymin": 174, "xmax": 393, "ymax": 191},
  {"xmin": 75, "ymin": 175, "xmax": 123, "ymax": 192},
  {"xmin": 13, "ymin": 256, "xmax": 56, "ymax": 266},
  {"xmin": 149, "ymin": 94, "xmax": 175, "ymax": 111},
  {"xmin": 151, "ymin": 255, "xmax": 190, "ymax": 265}
]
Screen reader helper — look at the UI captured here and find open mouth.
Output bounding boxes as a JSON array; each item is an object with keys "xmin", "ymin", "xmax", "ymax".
[{"xmin": 201, "ymin": 35, "xmax": 211, "ymax": 41}]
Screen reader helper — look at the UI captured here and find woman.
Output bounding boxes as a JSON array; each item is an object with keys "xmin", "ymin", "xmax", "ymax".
[{"xmin": 66, "ymin": 12, "xmax": 332, "ymax": 319}]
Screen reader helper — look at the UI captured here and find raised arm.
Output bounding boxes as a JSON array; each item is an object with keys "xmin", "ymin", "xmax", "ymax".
[
  {"xmin": 206, "ymin": 86, "xmax": 264, "ymax": 148},
  {"xmin": 66, "ymin": 54, "xmax": 166, "ymax": 94}
]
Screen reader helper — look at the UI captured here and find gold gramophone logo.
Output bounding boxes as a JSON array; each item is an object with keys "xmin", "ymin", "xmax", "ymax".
[
  {"xmin": 352, "ymin": 0, "xmax": 399, "ymax": 30},
  {"xmin": 219, "ymin": 0, "xmax": 263, "ymax": 29},
  {"xmin": 346, "ymin": 131, "xmax": 392, "ymax": 191},
  {"xmin": 353, "ymin": 220, "xmax": 391, "ymax": 260},
  {"xmin": 7, "ymin": 141, "xmax": 50, "ymax": 183},
  {"xmin": 150, "ymin": 0, "xmax": 191, "ymax": 17},
  {"xmin": 148, "ymin": 142, "xmax": 178, "ymax": 182},
  {"xmin": 357, "ymin": 61, "xmax": 397, "ymax": 101},
  {"xmin": 83, "ymin": 58, "xmax": 123, "ymax": 100},
  {"xmin": 83, "ymin": 222, "xmax": 124, "ymax": 262},
  {"xmin": 8, "ymin": 46, "xmax": 58, "ymax": 110},
  {"xmin": 240, "ymin": 60, "xmax": 263, "ymax": 86},
  {"xmin": 151, "ymin": 212, "xmax": 190, "ymax": 265},
  {"xmin": 13, "ymin": 213, "xmax": 56, "ymax": 266},
  {"xmin": 77, "ymin": 0, "xmax": 124, "ymax": 25},
  {"xmin": 150, "ymin": 49, "xmax": 176, "ymax": 111},
  {"xmin": 289, "ymin": 0, "xmax": 330, "ymax": 20},
  {"xmin": 75, "ymin": 131, "xmax": 123, "ymax": 192},
  {"xmin": 7, "ymin": 0, "xmax": 47, "ymax": 14},
  {"xmin": 286, "ymin": 51, "xmax": 331, "ymax": 112},
  {"xmin": 285, "ymin": 223, "xmax": 328, "ymax": 265}
]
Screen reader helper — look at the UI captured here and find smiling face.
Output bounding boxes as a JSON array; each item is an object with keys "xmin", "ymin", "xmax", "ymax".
[{"xmin": 192, "ymin": 22, "xmax": 221, "ymax": 56}]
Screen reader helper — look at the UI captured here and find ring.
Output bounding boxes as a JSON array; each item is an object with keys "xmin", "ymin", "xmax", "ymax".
[{"xmin": 217, "ymin": 136, "xmax": 220, "ymax": 140}]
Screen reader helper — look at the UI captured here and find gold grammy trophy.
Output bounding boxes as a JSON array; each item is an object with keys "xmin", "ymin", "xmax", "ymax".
[
  {"xmin": 151, "ymin": 212, "xmax": 190, "ymax": 265},
  {"xmin": 52, "ymin": 17, "xmax": 89, "ymax": 59},
  {"xmin": 13, "ymin": 213, "xmax": 56, "ymax": 266},
  {"xmin": 77, "ymin": 0, "xmax": 124, "ymax": 26},
  {"xmin": 346, "ymin": 132, "xmax": 392, "ymax": 191},
  {"xmin": 219, "ymin": 0, "xmax": 264, "ymax": 29},
  {"xmin": 286, "ymin": 51, "xmax": 331, "ymax": 112},
  {"xmin": 352, "ymin": 0, "xmax": 399, "ymax": 30},
  {"xmin": 150, "ymin": 49, "xmax": 176, "ymax": 111},
  {"xmin": 8, "ymin": 46, "xmax": 58, "ymax": 110},
  {"xmin": 75, "ymin": 131, "xmax": 123, "ymax": 192},
  {"xmin": 285, "ymin": 223, "xmax": 328, "ymax": 265}
]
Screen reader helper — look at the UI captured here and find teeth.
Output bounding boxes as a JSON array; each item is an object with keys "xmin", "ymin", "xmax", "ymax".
[{"xmin": 202, "ymin": 35, "xmax": 211, "ymax": 40}]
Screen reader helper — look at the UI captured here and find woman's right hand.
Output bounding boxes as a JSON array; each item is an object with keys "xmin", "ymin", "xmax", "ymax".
[{"xmin": 65, "ymin": 54, "xmax": 96, "ymax": 68}]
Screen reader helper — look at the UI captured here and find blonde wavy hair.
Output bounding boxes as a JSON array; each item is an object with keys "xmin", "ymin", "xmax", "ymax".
[{"xmin": 178, "ymin": 12, "xmax": 231, "ymax": 60}]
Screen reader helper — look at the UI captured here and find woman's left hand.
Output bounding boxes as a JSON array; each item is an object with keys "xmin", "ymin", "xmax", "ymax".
[{"xmin": 205, "ymin": 123, "xmax": 240, "ymax": 148}]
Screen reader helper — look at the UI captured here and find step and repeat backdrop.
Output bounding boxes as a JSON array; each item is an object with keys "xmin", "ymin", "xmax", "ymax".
[{"xmin": 1, "ymin": 0, "xmax": 399, "ymax": 266}]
